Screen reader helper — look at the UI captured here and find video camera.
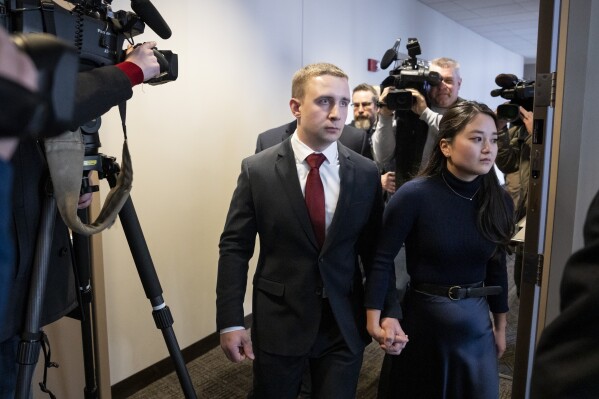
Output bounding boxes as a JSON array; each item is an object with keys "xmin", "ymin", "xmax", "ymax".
[
  {"xmin": 379, "ymin": 38, "xmax": 442, "ymax": 111},
  {"xmin": 1, "ymin": 0, "xmax": 177, "ymax": 83},
  {"xmin": 491, "ymin": 73, "xmax": 534, "ymax": 122}
]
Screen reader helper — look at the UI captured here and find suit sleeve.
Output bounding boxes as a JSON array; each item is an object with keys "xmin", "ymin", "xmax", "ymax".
[{"xmin": 216, "ymin": 159, "xmax": 258, "ymax": 330}]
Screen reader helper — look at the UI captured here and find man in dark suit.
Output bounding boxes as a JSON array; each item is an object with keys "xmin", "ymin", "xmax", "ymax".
[
  {"xmin": 530, "ymin": 188, "xmax": 599, "ymax": 398},
  {"xmin": 255, "ymin": 119, "xmax": 372, "ymax": 159},
  {"xmin": 217, "ymin": 63, "xmax": 398, "ymax": 398}
]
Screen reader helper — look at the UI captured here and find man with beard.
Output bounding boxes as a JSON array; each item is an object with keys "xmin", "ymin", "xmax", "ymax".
[{"xmin": 350, "ymin": 84, "xmax": 395, "ymax": 195}]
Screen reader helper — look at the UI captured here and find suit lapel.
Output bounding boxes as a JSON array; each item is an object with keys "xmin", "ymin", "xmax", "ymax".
[
  {"xmin": 322, "ymin": 143, "xmax": 355, "ymax": 252},
  {"xmin": 275, "ymin": 139, "xmax": 320, "ymax": 249}
]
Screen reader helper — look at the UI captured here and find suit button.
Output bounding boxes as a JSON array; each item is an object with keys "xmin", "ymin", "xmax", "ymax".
[
  {"xmin": 319, "ymin": 257, "xmax": 324, "ymax": 263},
  {"xmin": 315, "ymin": 288, "xmax": 322, "ymax": 296},
  {"xmin": 59, "ymin": 247, "xmax": 68, "ymax": 257}
]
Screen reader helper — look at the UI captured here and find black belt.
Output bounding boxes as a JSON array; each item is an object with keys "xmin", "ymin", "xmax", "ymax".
[{"xmin": 412, "ymin": 282, "xmax": 502, "ymax": 301}]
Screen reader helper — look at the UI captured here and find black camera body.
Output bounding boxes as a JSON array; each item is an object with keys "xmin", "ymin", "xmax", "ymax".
[
  {"xmin": 2, "ymin": 0, "xmax": 177, "ymax": 82},
  {"xmin": 491, "ymin": 74, "xmax": 534, "ymax": 122},
  {"xmin": 380, "ymin": 38, "xmax": 441, "ymax": 111}
]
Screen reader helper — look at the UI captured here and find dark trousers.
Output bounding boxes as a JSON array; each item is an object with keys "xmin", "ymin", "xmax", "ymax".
[{"xmin": 251, "ymin": 300, "xmax": 363, "ymax": 399}]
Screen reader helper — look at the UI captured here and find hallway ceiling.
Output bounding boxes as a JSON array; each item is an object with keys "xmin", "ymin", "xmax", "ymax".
[{"xmin": 418, "ymin": 0, "xmax": 540, "ymax": 64}]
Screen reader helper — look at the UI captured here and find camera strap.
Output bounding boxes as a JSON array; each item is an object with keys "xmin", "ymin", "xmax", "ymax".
[{"xmin": 44, "ymin": 127, "xmax": 133, "ymax": 236}]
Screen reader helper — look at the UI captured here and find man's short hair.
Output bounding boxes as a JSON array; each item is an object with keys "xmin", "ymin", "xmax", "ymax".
[
  {"xmin": 352, "ymin": 83, "xmax": 379, "ymax": 103},
  {"xmin": 292, "ymin": 63, "xmax": 348, "ymax": 100},
  {"xmin": 431, "ymin": 57, "xmax": 460, "ymax": 77}
]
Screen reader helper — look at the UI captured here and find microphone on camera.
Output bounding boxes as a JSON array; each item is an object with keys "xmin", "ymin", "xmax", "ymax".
[
  {"xmin": 380, "ymin": 38, "xmax": 401, "ymax": 70},
  {"xmin": 131, "ymin": 0, "xmax": 172, "ymax": 39},
  {"xmin": 495, "ymin": 73, "xmax": 518, "ymax": 88}
]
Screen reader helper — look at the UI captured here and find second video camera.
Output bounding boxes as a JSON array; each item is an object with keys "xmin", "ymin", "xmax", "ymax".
[
  {"xmin": 379, "ymin": 38, "xmax": 442, "ymax": 111},
  {"xmin": 491, "ymin": 73, "xmax": 534, "ymax": 122}
]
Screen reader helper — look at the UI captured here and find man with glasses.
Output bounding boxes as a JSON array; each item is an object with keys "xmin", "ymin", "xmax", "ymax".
[{"xmin": 349, "ymin": 83, "xmax": 396, "ymax": 195}]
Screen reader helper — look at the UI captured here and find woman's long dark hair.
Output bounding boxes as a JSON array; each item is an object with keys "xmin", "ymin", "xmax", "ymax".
[{"xmin": 419, "ymin": 101, "xmax": 515, "ymax": 249}]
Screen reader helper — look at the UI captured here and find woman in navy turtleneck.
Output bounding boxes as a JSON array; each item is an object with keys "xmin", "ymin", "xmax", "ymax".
[{"xmin": 365, "ymin": 101, "xmax": 515, "ymax": 399}]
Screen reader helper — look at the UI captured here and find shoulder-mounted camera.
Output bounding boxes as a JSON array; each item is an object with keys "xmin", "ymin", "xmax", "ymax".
[{"xmin": 379, "ymin": 38, "xmax": 442, "ymax": 111}]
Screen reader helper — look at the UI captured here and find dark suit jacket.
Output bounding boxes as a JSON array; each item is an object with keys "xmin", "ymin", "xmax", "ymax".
[
  {"xmin": 255, "ymin": 120, "xmax": 373, "ymax": 160},
  {"xmin": 217, "ymin": 138, "xmax": 384, "ymax": 356},
  {"xmin": 531, "ymin": 189, "xmax": 599, "ymax": 398}
]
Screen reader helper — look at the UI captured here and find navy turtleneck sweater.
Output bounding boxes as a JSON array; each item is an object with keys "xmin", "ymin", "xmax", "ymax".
[{"xmin": 366, "ymin": 166, "xmax": 510, "ymax": 315}]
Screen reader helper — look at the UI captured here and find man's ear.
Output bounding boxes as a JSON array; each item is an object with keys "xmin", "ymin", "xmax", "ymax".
[{"xmin": 290, "ymin": 98, "xmax": 301, "ymax": 118}]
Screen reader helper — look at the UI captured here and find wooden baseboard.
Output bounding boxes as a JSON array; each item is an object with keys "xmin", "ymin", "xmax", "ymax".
[{"xmin": 111, "ymin": 314, "xmax": 252, "ymax": 398}]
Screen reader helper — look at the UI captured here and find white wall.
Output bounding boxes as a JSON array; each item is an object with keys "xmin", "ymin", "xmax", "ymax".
[{"xmin": 89, "ymin": 0, "xmax": 525, "ymax": 385}]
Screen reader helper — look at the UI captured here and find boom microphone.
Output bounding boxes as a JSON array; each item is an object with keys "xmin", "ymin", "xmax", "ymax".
[
  {"xmin": 495, "ymin": 73, "xmax": 518, "ymax": 88},
  {"xmin": 380, "ymin": 38, "xmax": 401, "ymax": 70},
  {"xmin": 131, "ymin": 0, "xmax": 172, "ymax": 39}
]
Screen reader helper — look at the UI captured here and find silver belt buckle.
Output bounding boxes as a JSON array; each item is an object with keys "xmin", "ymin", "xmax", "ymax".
[{"xmin": 448, "ymin": 285, "xmax": 461, "ymax": 301}]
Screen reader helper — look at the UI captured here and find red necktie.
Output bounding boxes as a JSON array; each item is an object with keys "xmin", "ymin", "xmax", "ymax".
[{"xmin": 305, "ymin": 153, "xmax": 326, "ymax": 248}]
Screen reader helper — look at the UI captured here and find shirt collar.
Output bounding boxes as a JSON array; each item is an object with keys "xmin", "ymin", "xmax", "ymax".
[{"xmin": 291, "ymin": 131, "xmax": 338, "ymax": 165}]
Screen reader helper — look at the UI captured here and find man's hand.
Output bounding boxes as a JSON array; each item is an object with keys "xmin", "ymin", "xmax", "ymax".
[
  {"xmin": 520, "ymin": 107, "xmax": 533, "ymax": 135},
  {"xmin": 77, "ymin": 192, "xmax": 93, "ymax": 209},
  {"xmin": 379, "ymin": 317, "xmax": 409, "ymax": 355},
  {"xmin": 381, "ymin": 172, "xmax": 396, "ymax": 194},
  {"xmin": 125, "ymin": 41, "xmax": 160, "ymax": 82},
  {"xmin": 220, "ymin": 329, "xmax": 255, "ymax": 363},
  {"xmin": 406, "ymin": 88, "xmax": 427, "ymax": 116},
  {"xmin": 377, "ymin": 87, "xmax": 395, "ymax": 117}
]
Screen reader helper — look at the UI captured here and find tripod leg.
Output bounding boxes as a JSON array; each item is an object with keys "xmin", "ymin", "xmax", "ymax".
[
  {"xmin": 15, "ymin": 196, "xmax": 57, "ymax": 399},
  {"xmin": 71, "ymin": 208, "xmax": 99, "ymax": 399},
  {"xmin": 117, "ymin": 196, "xmax": 197, "ymax": 399}
]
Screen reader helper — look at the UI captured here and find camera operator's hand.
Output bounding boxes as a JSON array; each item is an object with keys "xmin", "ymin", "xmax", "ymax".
[
  {"xmin": 520, "ymin": 107, "xmax": 533, "ymax": 135},
  {"xmin": 125, "ymin": 41, "xmax": 160, "ymax": 82},
  {"xmin": 77, "ymin": 192, "xmax": 93, "ymax": 209},
  {"xmin": 377, "ymin": 87, "xmax": 395, "ymax": 118},
  {"xmin": 406, "ymin": 88, "xmax": 427, "ymax": 116}
]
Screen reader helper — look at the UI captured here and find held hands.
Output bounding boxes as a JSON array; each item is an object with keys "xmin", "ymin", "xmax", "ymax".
[
  {"xmin": 124, "ymin": 41, "xmax": 160, "ymax": 82},
  {"xmin": 220, "ymin": 329, "xmax": 255, "ymax": 363},
  {"xmin": 367, "ymin": 310, "xmax": 409, "ymax": 355}
]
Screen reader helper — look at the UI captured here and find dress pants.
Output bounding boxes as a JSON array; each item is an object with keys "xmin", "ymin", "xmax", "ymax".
[{"xmin": 251, "ymin": 299, "xmax": 363, "ymax": 399}]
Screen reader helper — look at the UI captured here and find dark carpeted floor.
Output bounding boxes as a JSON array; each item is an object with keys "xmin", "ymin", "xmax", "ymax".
[{"xmin": 128, "ymin": 254, "xmax": 519, "ymax": 398}]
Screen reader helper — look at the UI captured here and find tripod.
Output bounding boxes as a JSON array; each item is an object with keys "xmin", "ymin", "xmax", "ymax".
[{"xmin": 15, "ymin": 128, "xmax": 197, "ymax": 398}]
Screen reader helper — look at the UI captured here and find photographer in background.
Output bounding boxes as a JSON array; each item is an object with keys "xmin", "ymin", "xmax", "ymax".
[
  {"xmin": 349, "ymin": 83, "xmax": 395, "ymax": 195},
  {"xmin": 372, "ymin": 57, "xmax": 464, "ymax": 185},
  {"xmin": 495, "ymin": 104, "xmax": 533, "ymax": 297},
  {"xmin": 0, "ymin": 32, "xmax": 159, "ymax": 396}
]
